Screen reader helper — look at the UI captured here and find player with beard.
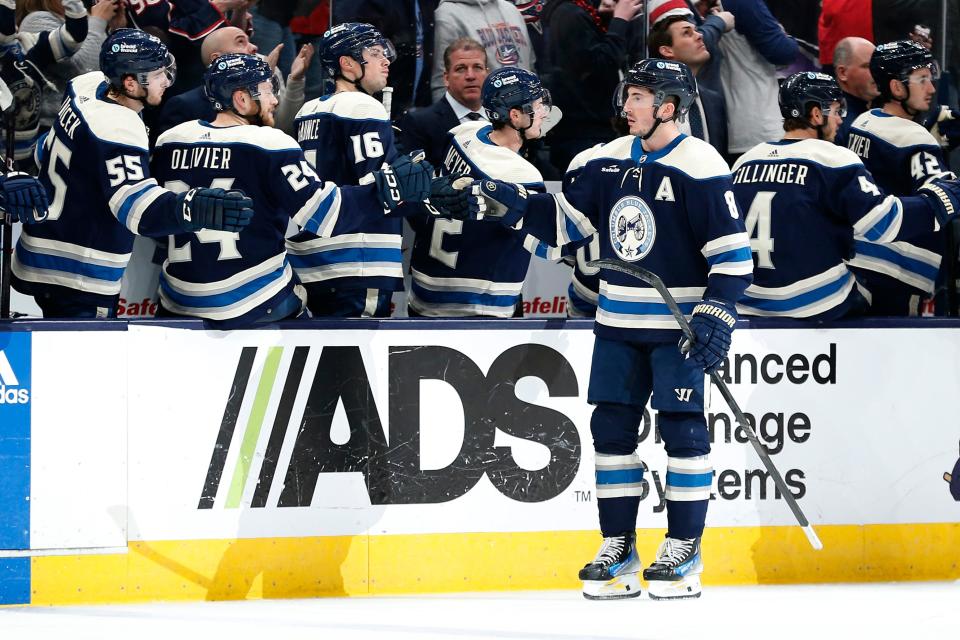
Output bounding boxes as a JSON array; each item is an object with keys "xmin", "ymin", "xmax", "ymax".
[{"xmin": 152, "ymin": 53, "xmax": 470, "ymax": 328}]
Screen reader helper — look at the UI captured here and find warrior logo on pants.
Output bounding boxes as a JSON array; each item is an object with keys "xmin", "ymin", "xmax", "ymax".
[{"xmin": 609, "ymin": 196, "xmax": 656, "ymax": 262}]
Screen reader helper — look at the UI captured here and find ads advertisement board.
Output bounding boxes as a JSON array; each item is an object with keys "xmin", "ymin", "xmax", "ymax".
[{"xmin": 122, "ymin": 324, "xmax": 960, "ymax": 541}]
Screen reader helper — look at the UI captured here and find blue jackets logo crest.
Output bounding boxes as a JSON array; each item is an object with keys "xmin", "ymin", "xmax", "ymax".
[{"xmin": 609, "ymin": 195, "xmax": 656, "ymax": 261}]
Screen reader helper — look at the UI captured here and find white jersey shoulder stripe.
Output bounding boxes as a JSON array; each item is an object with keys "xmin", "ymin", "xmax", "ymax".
[
  {"xmin": 733, "ymin": 139, "xmax": 863, "ymax": 171},
  {"xmin": 850, "ymin": 109, "xmax": 939, "ymax": 148},
  {"xmin": 156, "ymin": 120, "xmax": 301, "ymax": 152},
  {"xmin": 658, "ymin": 136, "xmax": 730, "ymax": 180},
  {"xmin": 295, "ymin": 92, "xmax": 389, "ymax": 121},
  {"xmin": 449, "ymin": 124, "xmax": 543, "ymax": 185},
  {"xmin": 70, "ymin": 72, "xmax": 148, "ymax": 150}
]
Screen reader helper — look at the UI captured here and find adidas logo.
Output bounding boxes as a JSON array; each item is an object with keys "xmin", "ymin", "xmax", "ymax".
[
  {"xmin": 767, "ymin": 149, "xmax": 779, "ymax": 158},
  {"xmin": 0, "ymin": 350, "xmax": 29, "ymax": 404},
  {"xmin": 200, "ymin": 132, "xmax": 211, "ymax": 140}
]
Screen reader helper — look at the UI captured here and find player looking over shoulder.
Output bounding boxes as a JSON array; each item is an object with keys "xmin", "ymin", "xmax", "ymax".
[
  {"xmin": 407, "ymin": 66, "xmax": 563, "ymax": 317},
  {"xmin": 844, "ymin": 40, "xmax": 957, "ymax": 315},
  {"xmin": 733, "ymin": 72, "xmax": 960, "ymax": 319},
  {"xmin": 152, "ymin": 53, "xmax": 470, "ymax": 329},
  {"xmin": 473, "ymin": 59, "xmax": 753, "ymax": 600},
  {"xmin": 285, "ymin": 23, "xmax": 408, "ymax": 318},
  {"xmin": 11, "ymin": 29, "xmax": 254, "ymax": 319}
]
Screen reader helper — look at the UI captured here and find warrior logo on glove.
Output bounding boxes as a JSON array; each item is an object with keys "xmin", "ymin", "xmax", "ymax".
[{"xmin": 609, "ymin": 195, "xmax": 656, "ymax": 261}]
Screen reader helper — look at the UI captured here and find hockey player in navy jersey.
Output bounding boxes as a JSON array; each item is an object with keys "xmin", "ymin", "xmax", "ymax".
[
  {"xmin": 152, "ymin": 53, "xmax": 469, "ymax": 329},
  {"xmin": 562, "ymin": 144, "xmax": 602, "ymax": 318},
  {"xmin": 11, "ymin": 29, "xmax": 254, "ymax": 319},
  {"xmin": 733, "ymin": 72, "xmax": 960, "ymax": 320},
  {"xmin": 844, "ymin": 40, "xmax": 957, "ymax": 315},
  {"xmin": 406, "ymin": 66, "xmax": 563, "ymax": 318},
  {"xmin": 475, "ymin": 59, "xmax": 753, "ymax": 600},
  {"xmin": 286, "ymin": 23, "xmax": 405, "ymax": 318}
]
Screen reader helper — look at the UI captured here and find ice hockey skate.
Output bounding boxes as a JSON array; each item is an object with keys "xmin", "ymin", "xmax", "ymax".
[
  {"xmin": 643, "ymin": 536, "xmax": 703, "ymax": 600},
  {"xmin": 578, "ymin": 533, "xmax": 642, "ymax": 600}
]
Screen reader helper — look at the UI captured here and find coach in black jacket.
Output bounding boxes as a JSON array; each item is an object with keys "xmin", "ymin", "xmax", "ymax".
[{"xmin": 398, "ymin": 38, "xmax": 489, "ymax": 166}]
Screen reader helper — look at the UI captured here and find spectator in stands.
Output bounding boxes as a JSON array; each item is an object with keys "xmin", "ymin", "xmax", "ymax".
[
  {"xmin": 430, "ymin": 0, "xmax": 533, "ymax": 102},
  {"xmin": 336, "ymin": 0, "xmax": 438, "ymax": 120},
  {"xmin": 833, "ymin": 36, "xmax": 877, "ymax": 147},
  {"xmin": 250, "ymin": 1, "xmax": 297, "ymax": 77},
  {"xmin": 288, "ymin": 1, "xmax": 329, "ymax": 100},
  {"xmin": 399, "ymin": 37, "xmax": 489, "ymax": 166},
  {"xmin": 818, "ymin": 0, "xmax": 872, "ymax": 75},
  {"xmin": 153, "ymin": 26, "xmax": 313, "ymax": 141},
  {"xmin": 680, "ymin": 0, "xmax": 735, "ymax": 96},
  {"xmin": 540, "ymin": 0, "xmax": 642, "ymax": 172},
  {"xmin": 508, "ymin": 0, "xmax": 547, "ymax": 72},
  {"xmin": 649, "ymin": 11, "xmax": 728, "ymax": 156},
  {"xmin": 717, "ymin": 0, "xmax": 798, "ymax": 164},
  {"xmin": 164, "ymin": 0, "xmax": 255, "ymax": 97},
  {"xmin": 17, "ymin": 0, "xmax": 114, "ymax": 137}
]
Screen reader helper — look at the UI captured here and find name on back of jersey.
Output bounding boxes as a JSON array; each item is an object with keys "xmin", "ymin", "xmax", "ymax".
[
  {"xmin": 57, "ymin": 100, "xmax": 82, "ymax": 139},
  {"xmin": 847, "ymin": 133, "xmax": 871, "ymax": 159},
  {"xmin": 443, "ymin": 143, "xmax": 473, "ymax": 177},
  {"xmin": 170, "ymin": 146, "xmax": 233, "ymax": 171},
  {"xmin": 733, "ymin": 162, "xmax": 809, "ymax": 186}
]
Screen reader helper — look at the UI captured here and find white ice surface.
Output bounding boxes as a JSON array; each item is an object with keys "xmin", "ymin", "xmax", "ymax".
[{"xmin": 1, "ymin": 582, "xmax": 957, "ymax": 640}]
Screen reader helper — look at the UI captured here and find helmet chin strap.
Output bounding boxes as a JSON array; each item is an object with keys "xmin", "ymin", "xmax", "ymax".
[{"xmin": 638, "ymin": 104, "xmax": 668, "ymax": 141}]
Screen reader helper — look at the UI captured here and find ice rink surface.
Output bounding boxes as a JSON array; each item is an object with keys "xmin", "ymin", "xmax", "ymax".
[{"xmin": 1, "ymin": 582, "xmax": 957, "ymax": 640}]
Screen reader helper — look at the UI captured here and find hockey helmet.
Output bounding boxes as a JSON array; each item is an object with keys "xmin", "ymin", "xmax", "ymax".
[
  {"xmin": 870, "ymin": 39, "xmax": 939, "ymax": 102},
  {"xmin": 319, "ymin": 22, "xmax": 396, "ymax": 79},
  {"xmin": 482, "ymin": 66, "xmax": 551, "ymax": 123},
  {"xmin": 100, "ymin": 28, "xmax": 176, "ymax": 88},
  {"xmin": 779, "ymin": 71, "xmax": 846, "ymax": 120},
  {"xmin": 613, "ymin": 58, "xmax": 697, "ymax": 119},
  {"xmin": 204, "ymin": 53, "xmax": 277, "ymax": 112}
]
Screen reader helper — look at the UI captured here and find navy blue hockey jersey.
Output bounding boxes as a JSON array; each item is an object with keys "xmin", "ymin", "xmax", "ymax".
[
  {"xmin": 12, "ymin": 72, "xmax": 183, "ymax": 308},
  {"xmin": 731, "ymin": 138, "xmax": 936, "ymax": 318},
  {"xmin": 845, "ymin": 109, "xmax": 952, "ymax": 295},
  {"xmin": 153, "ymin": 120, "xmax": 389, "ymax": 328},
  {"xmin": 408, "ymin": 121, "xmax": 557, "ymax": 317},
  {"xmin": 519, "ymin": 133, "xmax": 753, "ymax": 342},
  {"xmin": 562, "ymin": 144, "xmax": 602, "ymax": 318},
  {"xmin": 286, "ymin": 91, "xmax": 404, "ymax": 292}
]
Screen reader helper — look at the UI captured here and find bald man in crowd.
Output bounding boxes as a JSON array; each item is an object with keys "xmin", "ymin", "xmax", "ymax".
[
  {"xmin": 833, "ymin": 36, "xmax": 878, "ymax": 147},
  {"xmin": 153, "ymin": 26, "xmax": 314, "ymax": 142}
]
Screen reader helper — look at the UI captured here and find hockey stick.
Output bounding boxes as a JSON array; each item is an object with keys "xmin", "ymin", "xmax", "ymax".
[
  {"xmin": 589, "ymin": 259, "xmax": 824, "ymax": 551},
  {"xmin": 0, "ymin": 79, "xmax": 14, "ymax": 319}
]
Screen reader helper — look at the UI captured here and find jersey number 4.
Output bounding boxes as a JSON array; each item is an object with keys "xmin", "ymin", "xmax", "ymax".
[
  {"xmin": 164, "ymin": 179, "xmax": 241, "ymax": 262},
  {"xmin": 744, "ymin": 191, "xmax": 776, "ymax": 269}
]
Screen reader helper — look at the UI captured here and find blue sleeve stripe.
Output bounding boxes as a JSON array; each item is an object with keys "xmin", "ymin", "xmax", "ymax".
[
  {"xmin": 862, "ymin": 200, "xmax": 901, "ymax": 242},
  {"xmin": 707, "ymin": 246, "xmax": 753, "ymax": 267},
  {"xmin": 115, "ymin": 183, "xmax": 160, "ymax": 227},
  {"xmin": 287, "ymin": 247, "xmax": 402, "ymax": 269},
  {"xmin": 160, "ymin": 263, "xmax": 287, "ymax": 308},
  {"xmin": 596, "ymin": 468, "xmax": 645, "ymax": 485},
  {"xmin": 16, "ymin": 244, "xmax": 126, "ymax": 282},
  {"xmin": 665, "ymin": 471, "xmax": 713, "ymax": 488},
  {"xmin": 598, "ymin": 295, "xmax": 698, "ymax": 316},
  {"xmin": 410, "ymin": 282, "xmax": 520, "ymax": 308},
  {"xmin": 854, "ymin": 240, "xmax": 941, "ymax": 281},
  {"xmin": 302, "ymin": 188, "xmax": 338, "ymax": 235},
  {"xmin": 741, "ymin": 272, "xmax": 853, "ymax": 312}
]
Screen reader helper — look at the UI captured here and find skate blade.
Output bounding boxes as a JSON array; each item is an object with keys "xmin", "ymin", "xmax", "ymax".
[
  {"xmin": 647, "ymin": 575, "xmax": 701, "ymax": 600},
  {"xmin": 582, "ymin": 573, "xmax": 642, "ymax": 600}
]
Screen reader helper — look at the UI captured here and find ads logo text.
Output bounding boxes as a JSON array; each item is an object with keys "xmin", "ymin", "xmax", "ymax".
[
  {"xmin": 199, "ymin": 345, "xmax": 582, "ymax": 509},
  {"xmin": 0, "ymin": 349, "xmax": 29, "ymax": 404}
]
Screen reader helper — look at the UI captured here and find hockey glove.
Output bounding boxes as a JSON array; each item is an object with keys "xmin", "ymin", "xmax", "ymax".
[
  {"xmin": 474, "ymin": 179, "xmax": 528, "ymax": 227},
  {"xmin": 681, "ymin": 298, "xmax": 737, "ymax": 374},
  {"xmin": 928, "ymin": 106, "xmax": 960, "ymax": 151},
  {"xmin": 918, "ymin": 177, "xmax": 960, "ymax": 224},
  {"xmin": 426, "ymin": 173, "xmax": 485, "ymax": 220},
  {"xmin": 177, "ymin": 187, "xmax": 254, "ymax": 233},
  {"xmin": 372, "ymin": 152, "xmax": 434, "ymax": 211},
  {"xmin": 0, "ymin": 171, "xmax": 49, "ymax": 223}
]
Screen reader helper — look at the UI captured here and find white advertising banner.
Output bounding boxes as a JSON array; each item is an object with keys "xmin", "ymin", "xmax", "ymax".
[
  {"xmin": 123, "ymin": 324, "xmax": 960, "ymax": 542},
  {"xmin": 30, "ymin": 331, "xmax": 127, "ymax": 550}
]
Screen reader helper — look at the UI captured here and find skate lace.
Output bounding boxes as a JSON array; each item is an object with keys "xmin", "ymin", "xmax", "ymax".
[
  {"xmin": 594, "ymin": 536, "xmax": 626, "ymax": 566},
  {"xmin": 654, "ymin": 538, "xmax": 693, "ymax": 568}
]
